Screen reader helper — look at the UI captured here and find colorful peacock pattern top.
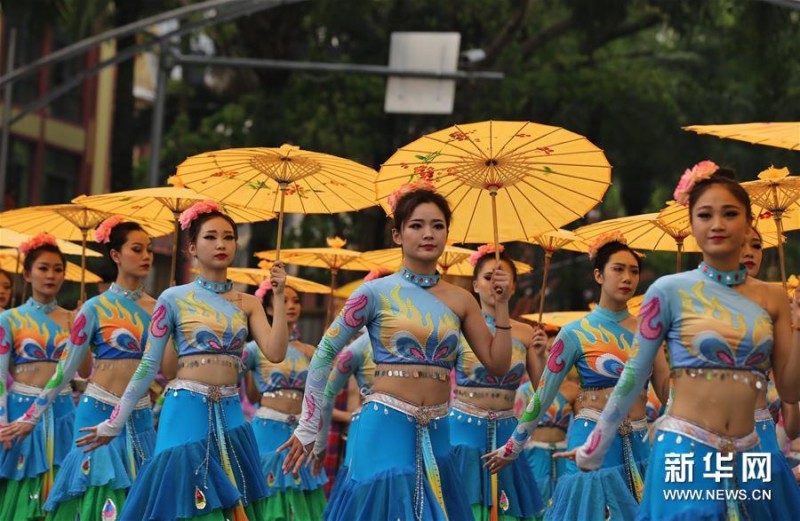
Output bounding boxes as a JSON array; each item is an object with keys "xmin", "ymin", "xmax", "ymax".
[{"xmin": 455, "ymin": 312, "xmax": 527, "ymax": 391}]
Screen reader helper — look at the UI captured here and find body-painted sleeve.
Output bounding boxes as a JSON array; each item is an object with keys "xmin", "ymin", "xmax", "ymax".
[
  {"xmin": 242, "ymin": 341, "xmax": 259, "ymax": 373},
  {"xmin": 0, "ymin": 313, "xmax": 12, "ymax": 425},
  {"xmin": 497, "ymin": 326, "xmax": 581, "ymax": 460},
  {"xmin": 95, "ymin": 295, "xmax": 174, "ymax": 438},
  {"xmin": 312, "ymin": 336, "xmax": 367, "ymax": 456},
  {"xmin": 514, "ymin": 381, "xmax": 534, "ymax": 420},
  {"xmin": 575, "ymin": 285, "xmax": 670, "ymax": 470},
  {"xmin": 294, "ymin": 286, "xmax": 375, "ymax": 447},
  {"xmin": 19, "ymin": 303, "xmax": 98, "ymax": 425}
]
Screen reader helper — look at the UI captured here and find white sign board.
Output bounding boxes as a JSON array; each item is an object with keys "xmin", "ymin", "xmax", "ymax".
[{"xmin": 384, "ymin": 32, "xmax": 460, "ymax": 114}]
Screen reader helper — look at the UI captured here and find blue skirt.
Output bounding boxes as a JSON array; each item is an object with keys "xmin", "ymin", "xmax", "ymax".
[
  {"xmin": 327, "ymin": 408, "xmax": 363, "ymax": 502},
  {"xmin": 0, "ymin": 391, "xmax": 75, "ymax": 479},
  {"xmin": 548, "ymin": 415, "xmax": 649, "ymax": 521},
  {"xmin": 251, "ymin": 409, "xmax": 328, "ymax": 493},
  {"xmin": 43, "ymin": 393, "xmax": 156, "ymax": 513},
  {"xmin": 449, "ymin": 405, "xmax": 545, "ymax": 519},
  {"xmin": 639, "ymin": 417, "xmax": 800, "ymax": 520},
  {"xmin": 324, "ymin": 394, "xmax": 472, "ymax": 521},
  {"xmin": 118, "ymin": 386, "xmax": 268, "ymax": 520},
  {"xmin": 523, "ymin": 440, "xmax": 569, "ymax": 505}
]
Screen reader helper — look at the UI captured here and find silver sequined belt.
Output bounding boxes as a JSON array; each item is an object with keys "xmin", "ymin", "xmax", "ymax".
[
  {"xmin": 575, "ymin": 407, "xmax": 648, "ymax": 436},
  {"xmin": 177, "ymin": 355, "xmax": 243, "ymax": 371},
  {"xmin": 84, "ymin": 382, "xmax": 150, "ymax": 410},
  {"xmin": 262, "ymin": 389, "xmax": 303, "ymax": 401},
  {"xmin": 656, "ymin": 414, "xmax": 759, "ymax": 453},
  {"xmin": 254, "ymin": 406, "xmax": 298, "ymax": 425},
  {"xmin": 527, "ymin": 439, "xmax": 568, "ymax": 450},
  {"xmin": 10, "ymin": 381, "xmax": 71, "ymax": 396},
  {"xmin": 754, "ymin": 407, "xmax": 772, "ymax": 422},
  {"xmin": 13, "ymin": 362, "xmax": 55, "ymax": 374},
  {"xmin": 454, "ymin": 387, "xmax": 515, "ymax": 403},
  {"xmin": 451, "ymin": 399, "xmax": 516, "ymax": 420},
  {"xmin": 374, "ymin": 364, "xmax": 450, "ymax": 383},
  {"xmin": 170, "ymin": 379, "xmax": 239, "ymax": 402}
]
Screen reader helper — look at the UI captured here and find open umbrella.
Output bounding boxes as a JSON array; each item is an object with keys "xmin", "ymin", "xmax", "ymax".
[
  {"xmin": 170, "ymin": 144, "xmax": 379, "ymax": 260},
  {"xmin": 255, "ymin": 237, "xmax": 377, "ymax": 323},
  {"xmin": 376, "ymin": 120, "xmax": 611, "ymax": 267},
  {"xmin": 74, "ymin": 187, "xmax": 276, "ymax": 286},
  {"xmin": 527, "ymin": 229, "xmax": 588, "ymax": 322},
  {"xmin": 195, "ymin": 266, "xmax": 331, "ymax": 295},
  {"xmin": 360, "ymin": 245, "xmax": 533, "ymax": 277},
  {"xmin": 684, "ymin": 122, "xmax": 800, "ymax": 151}
]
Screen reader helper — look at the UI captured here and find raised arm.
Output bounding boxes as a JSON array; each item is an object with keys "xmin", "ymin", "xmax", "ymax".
[
  {"xmin": 460, "ymin": 267, "xmax": 513, "ymax": 375},
  {"xmin": 771, "ymin": 285, "xmax": 800, "ymax": 404},
  {"xmin": 248, "ymin": 264, "xmax": 288, "ymax": 363},
  {"xmin": 575, "ymin": 287, "xmax": 669, "ymax": 470}
]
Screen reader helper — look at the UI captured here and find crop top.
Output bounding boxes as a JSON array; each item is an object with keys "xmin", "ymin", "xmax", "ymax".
[
  {"xmin": 243, "ymin": 337, "xmax": 310, "ymax": 393},
  {"xmin": 455, "ymin": 312, "xmax": 527, "ymax": 390}
]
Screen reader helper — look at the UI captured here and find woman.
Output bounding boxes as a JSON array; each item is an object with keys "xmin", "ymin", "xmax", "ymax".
[
  {"xmin": 514, "ymin": 327, "xmax": 579, "ymax": 507},
  {"xmin": 449, "ymin": 245, "xmax": 546, "ymax": 520},
  {"xmin": 281, "ymin": 185, "xmax": 513, "ymax": 520},
  {"xmin": 77, "ymin": 201, "xmax": 290, "ymax": 520},
  {"xmin": 485, "ymin": 232, "xmax": 670, "ymax": 521},
  {"xmin": 242, "ymin": 282, "xmax": 327, "ymax": 519},
  {"xmin": 0, "ymin": 218, "xmax": 159, "ymax": 519},
  {"xmin": 0, "ymin": 270, "xmax": 12, "ymax": 311},
  {"xmin": 551, "ymin": 163, "xmax": 800, "ymax": 519},
  {"xmin": 0, "ymin": 234, "xmax": 80, "ymax": 519}
]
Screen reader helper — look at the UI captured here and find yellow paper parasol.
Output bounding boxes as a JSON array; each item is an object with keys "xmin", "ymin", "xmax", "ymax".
[
  {"xmin": 74, "ymin": 187, "xmax": 276, "ymax": 286},
  {"xmin": 377, "ymin": 121, "xmax": 612, "ymax": 265},
  {"xmin": 741, "ymin": 167, "xmax": 800, "ymax": 286},
  {"xmin": 191, "ymin": 266, "xmax": 330, "ymax": 294},
  {"xmin": 0, "ymin": 204, "xmax": 172, "ymax": 300},
  {"xmin": 255, "ymin": 237, "xmax": 377, "ymax": 322},
  {"xmin": 684, "ymin": 122, "xmax": 800, "ymax": 151},
  {"xmin": 360, "ymin": 245, "xmax": 533, "ymax": 278},
  {"xmin": 527, "ymin": 229, "xmax": 589, "ymax": 322},
  {"xmin": 171, "ymin": 144, "xmax": 379, "ymax": 260},
  {"xmin": 0, "ymin": 249, "xmax": 102, "ymax": 284},
  {"xmin": 521, "ymin": 310, "xmax": 588, "ymax": 328}
]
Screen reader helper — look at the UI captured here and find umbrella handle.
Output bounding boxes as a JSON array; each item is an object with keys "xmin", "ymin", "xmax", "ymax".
[
  {"xmin": 538, "ymin": 252, "xmax": 553, "ymax": 323},
  {"xmin": 490, "ymin": 188, "xmax": 502, "ymax": 294},
  {"xmin": 11, "ymin": 253, "xmax": 20, "ymax": 307},
  {"xmin": 80, "ymin": 229, "xmax": 87, "ymax": 303},
  {"xmin": 275, "ymin": 185, "xmax": 288, "ymax": 262}
]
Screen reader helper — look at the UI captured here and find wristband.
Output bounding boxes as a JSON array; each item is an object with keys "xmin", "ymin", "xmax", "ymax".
[{"xmin": 495, "ymin": 324, "xmax": 512, "ymax": 330}]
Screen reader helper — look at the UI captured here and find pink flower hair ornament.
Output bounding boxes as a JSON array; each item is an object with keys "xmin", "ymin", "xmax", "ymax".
[
  {"xmin": 18, "ymin": 233, "xmax": 58, "ymax": 256},
  {"xmin": 469, "ymin": 243, "xmax": 505, "ymax": 266},
  {"xmin": 673, "ymin": 160, "xmax": 719, "ymax": 205},
  {"xmin": 95, "ymin": 216, "xmax": 125, "ymax": 243},
  {"xmin": 178, "ymin": 200, "xmax": 223, "ymax": 230},
  {"xmin": 587, "ymin": 231, "xmax": 627, "ymax": 261},
  {"xmin": 255, "ymin": 278, "xmax": 272, "ymax": 301},
  {"xmin": 386, "ymin": 180, "xmax": 436, "ymax": 213}
]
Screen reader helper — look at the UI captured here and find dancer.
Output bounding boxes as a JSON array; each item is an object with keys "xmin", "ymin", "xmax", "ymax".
[
  {"xmin": 0, "ymin": 234, "xmax": 78, "ymax": 519},
  {"xmin": 243, "ymin": 282, "xmax": 327, "ymax": 519},
  {"xmin": 484, "ymin": 232, "xmax": 670, "ymax": 521},
  {"xmin": 514, "ymin": 327, "xmax": 579, "ymax": 506},
  {"xmin": 76, "ymin": 201, "xmax": 290, "ymax": 520},
  {"xmin": 449, "ymin": 245, "xmax": 546, "ymax": 520},
  {"xmin": 549, "ymin": 164, "xmax": 800, "ymax": 519},
  {"xmin": 281, "ymin": 186, "xmax": 512, "ymax": 520},
  {"xmin": 0, "ymin": 219, "xmax": 159, "ymax": 519}
]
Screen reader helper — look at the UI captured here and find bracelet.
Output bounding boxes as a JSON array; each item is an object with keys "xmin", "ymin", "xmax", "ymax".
[{"xmin": 495, "ymin": 324, "xmax": 512, "ymax": 330}]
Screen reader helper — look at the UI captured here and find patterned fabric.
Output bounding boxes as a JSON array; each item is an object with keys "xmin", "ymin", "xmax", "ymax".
[
  {"xmin": 0, "ymin": 301, "xmax": 69, "ymax": 424},
  {"xmin": 19, "ymin": 288, "xmax": 151, "ymax": 426},
  {"xmin": 242, "ymin": 340, "xmax": 309, "ymax": 392},
  {"xmin": 516, "ymin": 380, "xmax": 574, "ymax": 432},
  {"xmin": 575, "ymin": 267, "xmax": 774, "ymax": 470},
  {"xmin": 455, "ymin": 312, "xmax": 527, "ymax": 390}
]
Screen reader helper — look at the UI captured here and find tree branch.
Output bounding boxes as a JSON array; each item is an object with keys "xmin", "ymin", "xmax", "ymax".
[
  {"xmin": 482, "ymin": 0, "xmax": 539, "ymax": 67},
  {"xmin": 518, "ymin": 17, "xmax": 575, "ymax": 55}
]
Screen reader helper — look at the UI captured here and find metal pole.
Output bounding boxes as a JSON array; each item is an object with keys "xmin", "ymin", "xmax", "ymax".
[
  {"xmin": 177, "ymin": 54, "xmax": 505, "ymax": 80},
  {"xmin": 0, "ymin": 27, "xmax": 17, "ymax": 211},
  {"xmin": 148, "ymin": 45, "xmax": 173, "ymax": 187}
]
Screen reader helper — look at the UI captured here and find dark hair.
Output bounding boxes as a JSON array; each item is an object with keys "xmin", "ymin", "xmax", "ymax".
[
  {"xmin": 593, "ymin": 241, "xmax": 641, "ymax": 277},
  {"xmin": 262, "ymin": 286, "xmax": 300, "ymax": 325},
  {"xmin": 472, "ymin": 251, "xmax": 518, "ymax": 284},
  {"xmin": 748, "ymin": 225, "xmax": 763, "ymax": 242},
  {"xmin": 0, "ymin": 269, "xmax": 11, "ymax": 285},
  {"xmin": 187, "ymin": 211, "xmax": 238, "ymax": 244},
  {"xmin": 392, "ymin": 189, "xmax": 452, "ymax": 230},
  {"xmin": 103, "ymin": 221, "xmax": 147, "ymax": 259},
  {"xmin": 688, "ymin": 168, "xmax": 753, "ymax": 223},
  {"xmin": 23, "ymin": 244, "xmax": 65, "ymax": 273}
]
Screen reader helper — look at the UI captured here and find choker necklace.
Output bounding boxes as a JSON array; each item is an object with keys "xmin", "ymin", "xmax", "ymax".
[
  {"xmin": 26, "ymin": 297, "xmax": 58, "ymax": 315},
  {"xmin": 699, "ymin": 262, "xmax": 747, "ymax": 287},
  {"xmin": 400, "ymin": 267, "xmax": 440, "ymax": 288},
  {"xmin": 593, "ymin": 305, "xmax": 631, "ymax": 322},
  {"xmin": 110, "ymin": 282, "xmax": 144, "ymax": 301},
  {"xmin": 195, "ymin": 275, "xmax": 233, "ymax": 294},
  {"xmin": 288, "ymin": 330, "xmax": 300, "ymax": 343}
]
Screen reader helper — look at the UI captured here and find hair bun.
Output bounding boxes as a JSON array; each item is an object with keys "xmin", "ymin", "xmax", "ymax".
[{"xmin": 711, "ymin": 168, "xmax": 736, "ymax": 181}]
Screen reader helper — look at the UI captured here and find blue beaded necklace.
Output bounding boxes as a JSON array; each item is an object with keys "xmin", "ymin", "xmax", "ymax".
[
  {"xmin": 400, "ymin": 266, "xmax": 440, "ymax": 288},
  {"xmin": 26, "ymin": 297, "xmax": 58, "ymax": 315},
  {"xmin": 698, "ymin": 261, "xmax": 747, "ymax": 287},
  {"xmin": 195, "ymin": 275, "xmax": 234, "ymax": 294}
]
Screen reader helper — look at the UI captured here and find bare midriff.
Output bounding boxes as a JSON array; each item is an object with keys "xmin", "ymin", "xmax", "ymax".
[
  {"xmin": 175, "ymin": 353, "xmax": 241, "ymax": 387},
  {"xmin": 12, "ymin": 361, "xmax": 57, "ymax": 388},
  {"xmin": 532, "ymin": 426, "xmax": 567, "ymax": 443},
  {"xmin": 371, "ymin": 363, "xmax": 451, "ymax": 406},
  {"xmin": 575, "ymin": 386, "xmax": 648, "ymax": 422},
  {"xmin": 454, "ymin": 385, "xmax": 516, "ymax": 411},
  {"xmin": 260, "ymin": 393, "xmax": 303, "ymax": 415},
  {"xmin": 91, "ymin": 359, "xmax": 142, "ymax": 396}
]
